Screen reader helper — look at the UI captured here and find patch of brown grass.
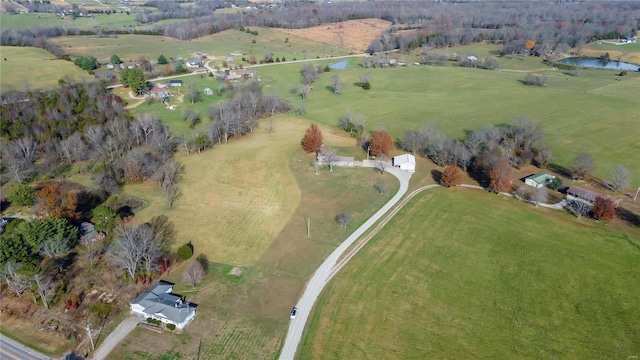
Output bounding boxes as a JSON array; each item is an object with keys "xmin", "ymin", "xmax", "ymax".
[{"xmin": 273, "ymin": 19, "xmax": 392, "ymax": 54}]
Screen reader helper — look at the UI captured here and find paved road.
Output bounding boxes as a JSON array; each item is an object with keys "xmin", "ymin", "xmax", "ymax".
[
  {"xmin": 90, "ymin": 315, "xmax": 139, "ymax": 360},
  {"xmin": 0, "ymin": 335, "xmax": 49, "ymax": 360},
  {"xmin": 279, "ymin": 166, "xmax": 412, "ymax": 360}
]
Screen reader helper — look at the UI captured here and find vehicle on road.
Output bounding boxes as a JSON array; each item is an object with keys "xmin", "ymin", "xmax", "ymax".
[{"xmin": 290, "ymin": 307, "xmax": 298, "ymax": 320}]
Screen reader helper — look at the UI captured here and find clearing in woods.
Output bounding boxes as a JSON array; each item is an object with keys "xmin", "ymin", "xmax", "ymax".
[
  {"xmin": 299, "ymin": 188, "xmax": 640, "ymax": 360},
  {"xmin": 0, "ymin": 47, "xmax": 94, "ymax": 90},
  {"xmin": 273, "ymin": 18, "xmax": 392, "ymax": 54}
]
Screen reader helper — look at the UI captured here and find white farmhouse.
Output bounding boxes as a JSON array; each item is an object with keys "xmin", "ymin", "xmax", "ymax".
[
  {"xmin": 392, "ymin": 154, "xmax": 416, "ymax": 173},
  {"xmin": 130, "ymin": 281, "xmax": 197, "ymax": 330}
]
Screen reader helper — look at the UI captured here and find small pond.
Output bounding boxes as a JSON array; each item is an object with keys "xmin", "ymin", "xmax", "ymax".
[
  {"xmin": 560, "ymin": 57, "xmax": 639, "ymax": 71},
  {"xmin": 329, "ymin": 60, "xmax": 348, "ymax": 70}
]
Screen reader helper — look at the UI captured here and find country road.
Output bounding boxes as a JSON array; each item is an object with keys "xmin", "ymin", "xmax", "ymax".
[
  {"xmin": 0, "ymin": 335, "xmax": 49, "ymax": 360},
  {"xmin": 279, "ymin": 165, "xmax": 412, "ymax": 360}
]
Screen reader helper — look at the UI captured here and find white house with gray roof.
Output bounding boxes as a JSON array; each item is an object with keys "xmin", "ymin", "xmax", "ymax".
[{"xmin": 130, "ymin": 281, "xmax": 197, "ymax": 330}]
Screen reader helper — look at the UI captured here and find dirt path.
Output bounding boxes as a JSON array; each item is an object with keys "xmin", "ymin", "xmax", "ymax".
[{"xmin": 125, "ymin": 98, "xmax": 146, "ymax": 109}]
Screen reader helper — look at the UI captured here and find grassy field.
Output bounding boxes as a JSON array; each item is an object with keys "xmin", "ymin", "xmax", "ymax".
[
  {"xmin": 299, "ymin": 188, "xmax": 640, "ymax": 359},
  {"xmin": 256, "ymin": 53, "xmax": 640, "ymax": 181},
  {"xmin": 123, "ymin": 117, "xmax": 375, "ymax": 267},
  {"xmin": 108, "ymin": 117, "xmax": 400, "ymax": 359},
  {"xmin": 51, "ymin": 27, "xmax": 346, "ymax": 65},
  {"xmin": 581, "ymin": 41, "xmax": 640, "ymax": 65},
  {"xmin": 0, "ymin": 46, "xmax": 94, "ymax": 91}
]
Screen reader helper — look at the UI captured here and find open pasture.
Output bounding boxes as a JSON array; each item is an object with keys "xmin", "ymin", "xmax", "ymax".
[
  {"xmin": 0, "ymin": 46, "xmax": 94, "ymax": 90},
  {"xmin": 51, "ymin": 27, "xmax": 345, "ymax": 65},
  {"xmin": 300, "ymin": 188, "xmax": 640, "ymax": 359},
  {"xmin": 273, "ymin": 18, "xmax": 392, "ymax": 54},
  {"xmin": 581, "ymin": 41, "xmax": 640, "ymax": 65},
  {"xmin": 109, "ymin": 117, "xmax": 399, "ymax": 359},
  {"xmin": 257, "ymin": 57, "xmax": 640, "ymax": 181}
]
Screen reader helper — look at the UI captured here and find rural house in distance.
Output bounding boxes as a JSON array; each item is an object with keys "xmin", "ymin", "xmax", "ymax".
[
  {"xmin": 130, "ymin": 281, "xmax": 197, "ymax": 330},
  {"xmin": 524, "ymin": 173, "xmax": 556, "ymax": 188}
]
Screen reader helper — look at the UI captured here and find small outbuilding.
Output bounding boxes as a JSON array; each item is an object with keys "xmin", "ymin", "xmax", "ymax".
[
  {"xmin": 392, "ymin": 154, "xmax": 416, "ymax": 173},
  {"xmin": 169, "ymin": 80, "xmax": 183, "ymax": 87},
  {"xmin": 566, "ymin": 186, "xmax": 602, "ymax": 204},
  {"xmin": 204, "ymin": 87, "xmax": 213, "ymax": 95},
  {"xmin": 524, "ymin": 173, "xmax": 555, "ymax": 188}
]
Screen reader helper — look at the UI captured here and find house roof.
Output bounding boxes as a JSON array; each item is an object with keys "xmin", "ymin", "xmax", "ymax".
[
  {"xmin": 524, "ymin": 172, "xmax": 555, "ymax": 184},
  {"xmin": 150, "ymin": 87, "xmax": 167, "ymax": 93},
  {"xmin": 393, "ymin": 154, "xmax": 416, "ymax": 165},
  {"xmin": 567, "ymin": 186, "xmax": 603, "ymax": 202},
  {"xmin": 169, "ymin": 80, "xmax": 183, "ymax": 84},
  {"xmin": 130, "ymin": 281, "xmax": 196, "ymax": 325}
]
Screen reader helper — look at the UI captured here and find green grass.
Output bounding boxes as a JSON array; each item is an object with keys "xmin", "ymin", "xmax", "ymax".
[
  {"xmin": 108, "ymin": 117, "xmax": 399, "ymax": 359},
  {"xmin": 257, "ymin": 58, "xmax": 640, "ymax": 181},
  {"xmin": 51, "ymin": 27, "xmax": 346, "ymax": 64},
  {"xmin": 0, "ymin": 46, "xmax": 94, "ymax": 91},
  {"xmin": 299, "ymin": 188, "xmax": 640, "ymax": 359}
]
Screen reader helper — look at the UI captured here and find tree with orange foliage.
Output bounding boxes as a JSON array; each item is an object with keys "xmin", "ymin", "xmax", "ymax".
[
  {"xmin": 35, "ymin": 184, "xmax": 79, "ymax": 221},
  {"xmin": 489, "ymin": 158, "xmax": 512, "ymax": 193},
  {"xmin": 524, "ymin": 39, "xmax": 536, "ymax": 50},
  {"xmin": 592, "ymin": 196, "xmax": 616, "ymax": 221},
  {"xmin": 440, "ymin": 164, "xmax": 463, "ymax": 187},
  {"xmin": 369, "ymin": 129, "xmax": 394, "ymax": 157},
  {"xmin": 302, "ymin": 123, "xmax": 323, "ymax": 154}
]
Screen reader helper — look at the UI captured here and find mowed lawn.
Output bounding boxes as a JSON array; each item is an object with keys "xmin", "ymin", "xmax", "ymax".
[
  {"xmin": 258, "ymin": 59, "xmax": 640, "ymax": 181},
  {"xmin": 0, "ymin": 47, "xmax": 94, "ymax": 90},
  {"xmin": 299, "ymin": 188, "xmax": 640, "ymax": 359}
]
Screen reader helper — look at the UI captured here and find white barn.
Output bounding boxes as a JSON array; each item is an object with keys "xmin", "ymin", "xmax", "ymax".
[{"xmin": 392, "ymin": 154, "xmax": 416, "ymax": 173}]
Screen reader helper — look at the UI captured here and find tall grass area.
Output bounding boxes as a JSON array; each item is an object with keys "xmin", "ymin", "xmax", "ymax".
[
  {"xmin": 257, "ymin": 57, "xmax": 640, "ymax": 181},
  {"xmin": 299, "ymin": 188, "xmax": 640, "ymax": 359},
  {"xmin": 0, "ymin": 47, "xmax": 94, "ymax": 90}
]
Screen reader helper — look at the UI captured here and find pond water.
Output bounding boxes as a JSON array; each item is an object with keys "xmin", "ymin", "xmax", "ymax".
[
  {"xmin": 329, "ymin": 60, "xmax": 348, "ymax": 70},
  {"xmin": 560, "ymin": 57, "xmax": 639, "ymax": 71}
]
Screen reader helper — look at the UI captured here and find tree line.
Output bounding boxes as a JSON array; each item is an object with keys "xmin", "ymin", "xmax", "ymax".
[{"xmin": 3, "ymin": 1, "xmax": 638, "ymax": 61}]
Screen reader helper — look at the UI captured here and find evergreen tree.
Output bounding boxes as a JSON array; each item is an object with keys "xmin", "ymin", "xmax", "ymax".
[{"xmin": 157, "ymin": 54, "xmax": 168, "ymax": 65}]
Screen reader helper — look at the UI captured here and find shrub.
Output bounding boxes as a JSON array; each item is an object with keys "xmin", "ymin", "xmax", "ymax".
[
  {"xmin": 593, "ymin": 196, "xmax": 616, "ymax": 221},
  {"xmin": 89, "ymin": 302, "xmax": 111, "ymax": 317},
  {"xmin": 166, "ymin": 323, "xmax": 176, "ymax": 330},
  {"xmin": 176, "ymin": 243, "xmax": 194, "ymax": 260},
  {"xmin": 523, "ymin": 74, "xmax": 547, "ymax": 86},
  {"xmin": 7, "ymin": 183, "xmax": 35, "ymax": 207},
  {"xmin": 362, "ymin": 81, "xmax": 371, "ymax": 90}
]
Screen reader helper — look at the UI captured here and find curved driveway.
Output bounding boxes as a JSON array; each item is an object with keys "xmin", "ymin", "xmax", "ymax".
[{"xmin": 279, "ymin": 166, "xmax": 412, "ymax": 360}]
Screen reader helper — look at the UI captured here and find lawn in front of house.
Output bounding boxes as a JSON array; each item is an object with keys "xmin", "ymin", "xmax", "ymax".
[{"xmin": 299, "ymin": 188, "xmax": 640, "ymax": 359}]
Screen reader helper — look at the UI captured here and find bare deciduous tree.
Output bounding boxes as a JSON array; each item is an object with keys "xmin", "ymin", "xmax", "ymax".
[
  {"xmin": 566, "ymin": 200, "xmax": 591, "ymax": 219},
  {"xmin": 335, "ymin": 214, "xmax": 352, "ymax": 227},
  {"xmin": 80, "ymin": 240, "xmax": 105, "ymax": 267},
  {"xmin": 374, "ymin": 183, "xmax": 387, "ymax": 194},
  {"xmin": 516, "ymin": 186, "xmax": 528, "ymax": 201},
  {"xmin": 320, "ymin": 147, "xmax": 338, "ymax": 171},
  {"xmin": 182, "ymin": 260, "xmax": 205, "ymax": 288},
  {"xmin": 108, "ymin": 222, "xmax": 160, "ymax": 280},
  {"xmin": 329, "ymin": 75, "xmax": 342, "ymax": 94},
  {"xmin": 571, "ymin": 153, "xmax": 596, "ymax": 180},
  {"xmin": 610, "ymin": 164, "xmax": 631, "ymax": 192},
  {"xmin": 530, "ymin": 187, "xmax": 548, "ymax": 207},
  {"xmin": 166, "ymin": 185, "xmax": 181, "ymax": 209},
  {"xmin": 375, "ymin": 155, "xmax": 388, "ymax": 175},
  {"xmin": 33, "ymin": 273, "xmax": 56, "ymax": 309},
  {"xmin": 2, "ymin": 262, "xmax": 31, "ymax": 297}
]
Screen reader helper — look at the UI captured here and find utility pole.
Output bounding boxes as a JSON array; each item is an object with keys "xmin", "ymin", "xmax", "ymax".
[
  {"xmin": 85, "ymin": 323, "xmax": 95, "ymax": 351},
  {"xmin": 634, "ymin": 186, "xmax": 639, "ymax": 202},
  {"xmin": 306, "ymin": 217, "xmax": 310, "ymax": 238}
]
